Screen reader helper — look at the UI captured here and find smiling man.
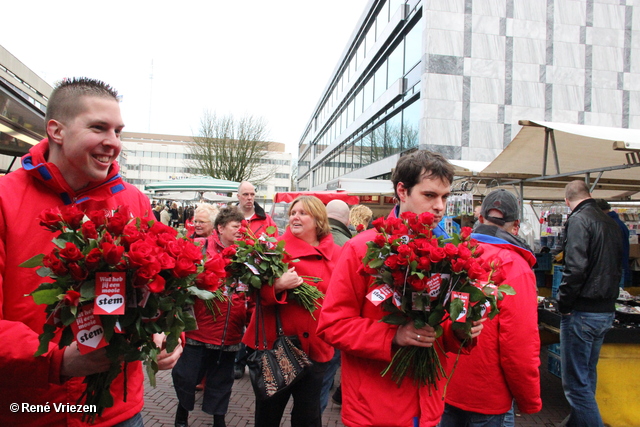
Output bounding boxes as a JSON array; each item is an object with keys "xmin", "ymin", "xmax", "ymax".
[
  {"xmin": 0, "ymin": 78, "xmax": 182, "ymax": 426},
  {"xmin": 318, "ymin": 150, "xmax": 484, "ymax": 427}
]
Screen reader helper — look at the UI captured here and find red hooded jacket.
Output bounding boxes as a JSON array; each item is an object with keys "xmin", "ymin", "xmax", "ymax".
[
  {"xmin": 186, "ymin": 232, "xmax": 247, "ymax": 345},
  {"xmin": 317, "ymin": 224, "xmax": 473, "ymax": 427},
  {"xmin": 444, "ymin": 231, "xmax": 542, "ymax": 415},
  {"xmin": 0, "ymin": 140, "xmax": 153, "ymax": 426},
  {"xmin": 242, "ymin": 228, "xmax": 340, "ymax": 363}
]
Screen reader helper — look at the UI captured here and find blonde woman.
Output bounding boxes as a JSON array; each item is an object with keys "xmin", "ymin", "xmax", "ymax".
[{"xmin": 349, "ymin": 204, "xmax": 373, "ymax": 233}]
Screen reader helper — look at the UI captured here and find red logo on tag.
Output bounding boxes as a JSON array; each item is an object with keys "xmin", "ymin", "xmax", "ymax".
[
  {"xmin": 94, "ymin": 272, "xmax": 126, "ymax": 315},
  {"xmin": 71, "ymin": 305, "xmax": 108, "ymax": 354},
  {"xmin": 427, "ymin": 274, "xmax": 442, "ymax": 300},
  {"xmin": 366, "ymin": 284, "xmax": 393, "ymax": 306}
]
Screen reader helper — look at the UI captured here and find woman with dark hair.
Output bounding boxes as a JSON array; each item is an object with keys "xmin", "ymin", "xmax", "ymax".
[
  {"xmin": 173, "ymin": 206, "xmax": 247, "ymax": 427},
  {"xmin": 243, "ymin": 196, "xmax": 341, "ymax": 427}
]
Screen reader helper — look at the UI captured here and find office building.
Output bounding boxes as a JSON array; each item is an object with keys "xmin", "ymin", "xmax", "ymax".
[{"xmin": 297, "ymin": 0, "xmax": 640, "ymax": 190}]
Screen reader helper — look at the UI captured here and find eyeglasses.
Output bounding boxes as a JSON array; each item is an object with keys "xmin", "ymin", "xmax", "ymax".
[{"xmin": 194, "ymin": 220, "xmax": 211, "ymax": 225}]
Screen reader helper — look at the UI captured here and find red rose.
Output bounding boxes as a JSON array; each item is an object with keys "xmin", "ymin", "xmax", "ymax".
[
  {"xmin": 397, "ymin": 244, "xmax": 412, "ymax": 258},
  {"xmin": 417, "ymin": 256, "xmax": 431, "ymax": 270},
  {"xmin": 63, "ymin": 290, "xmax": 81, "ymax": 306},
  {"xmin": 451, "ymin": 258, "xmax": 467, "ymax": 273},
  {"xmin": 460, "ymin": 227, "xmax": 472, "ymax": 240},
  {"xmin": 134, "ymin": 261, "xmax": 162, "ymax": 286},
  {"xmin": 127, "ymin": 240, "xmax": 156, "ymax": 267},
  {"xmin": 122, "ymin": 223, "xmax": 144, "ymax": 246},
  {"xmin": 197, "ymin": 271, "xmax": 222, "ymax": 292},
  {"xmin": 384, "ymin": 254, "xmax": 400, "ymax": 269},
  {"xmin": 457, "ymin": 245, "xmax": 472, "ymax": 260},
  {"xmin": 371, "ymin": 217, "xmax": 385, "ymax": 231},
  {"xmin": 68, "ymin": 262, "xmax": 88, "ymax": 281},
  {"xmin": 106, "ymin": 213, "xmax": 129, "ymax": 236},
  {"xmin": 38, "ymin": 207, "xmax": 63, "ymax": 231},
  {"xmin": 443, "ymin": 243, "xmax": 458, "ymax": 258},
  {"xmin": 172, "ymin": 256, "xmax": 197, "ymax": 278},
  {"xmin": 59, "ymin": 242, "xmax": 84, "ymax": 261},
  {"xmin": 374, "ymin": 234, "xmax": 387, "ymax": 247},
  {"xmin": 156, "ymin": 251, "xmax": 176, "ymax": 270},
  {"xmin": 87, "ymin": 209, "xmax": 108, "ymax": 228},
  {"xmin": 429, "ymin": 246, "xmax": 447, "ymax": 263},
  {"xmin": 147, "ymin": 274, "xmax": 166, "ymax": 293},
  {"xmin": 408, "ymin": 275, "xmax": 427, "ymax": 292},
  {"xmin": 81, "ymin": 221, "xmax": 99, "ymax": 240},
  {"xmin": 101, "ymin": 242, "xmax": 125, "ymax": 265},
  {"xmin": 356, "ymin": 224, "xmax": 365, "ymax": 232},
  {"xmin": 149, "ymin": 221, "xmax": 177, "ymax": 236},
  {"xmin": 417, "ymin": 212, "xmax": 435, "ymax": 227},
  {"xmin": 221, "ymin": 245, "xmax": 237, "ymax": 258},
  {"xmin": 468, "ymin": 262, "xmax": 489, "ymax": 281},
  {"xmin": 391, "ymin": 270, "xmax": 406, "ymax": 285},
  {"xmin": 60, "ymin": 205, "xmax": 84, "ymax": 230},
  {"xmin": 85, "ymin": 248, "xmax": 103, "ymax": 271},
  {"xmin": 43, "ymin": 252, "xmax": 68, "ymax": 276},
  {"xmin": 179, "ymin": 239, "xmax": 204, "ymax": 263},
  {"xmin": 204, "ymin": 254, "xmax": 228, "ymax": 277}
]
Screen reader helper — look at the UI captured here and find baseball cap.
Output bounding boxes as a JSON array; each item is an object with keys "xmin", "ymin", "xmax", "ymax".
[{"xmin": 480, "ymin": 189, "xmax": 519, "ymax": 225}]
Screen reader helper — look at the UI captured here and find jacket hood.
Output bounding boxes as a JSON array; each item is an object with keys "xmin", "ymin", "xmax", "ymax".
[
  {"xmin": 329, "ymin": 218, "xmax": 351, "ymax": 236},
  {"xmin": 472, "ymin": 224, "xmax": 537, "ymax": 267},
  {"xmin": 281, "ymin": 227, "xmax": 337, "ymax": 261},
  {"xmin": 22, "ymin": 139, "xmax": 124, "ymax": 205}
]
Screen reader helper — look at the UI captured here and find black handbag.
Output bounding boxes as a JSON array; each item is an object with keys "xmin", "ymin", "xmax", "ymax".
[{"xmin": 247, "ymin": 295, "xmax": 313, "ymax": 400}]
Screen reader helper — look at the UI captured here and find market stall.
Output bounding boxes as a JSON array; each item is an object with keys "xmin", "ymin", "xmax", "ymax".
[{"xmin": 454, "ymin": 120, "xmax": 640, "ymax": 427}]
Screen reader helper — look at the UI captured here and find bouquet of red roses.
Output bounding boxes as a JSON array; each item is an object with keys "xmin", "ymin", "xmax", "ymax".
[
  {"xmin": 20, "ymin": 205, "xmax": 226, "ymax": 422},
  {"xmin": 223, "ymin": 222, "xmax": 324, "ymax": 316},
  {"xmin": 362, "ymin": 211, "xmax": 515, "ymax": 389}
]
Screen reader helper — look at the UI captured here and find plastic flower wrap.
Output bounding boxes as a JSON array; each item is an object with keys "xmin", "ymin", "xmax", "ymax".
[
  {"xmin": 20, "ymin": 205, "xmax": 225, "ymax": 422},
  {"xmin": 362, "ymin": 212, "xmax": 515, "ymax": 389},
  {"xmin": 223, "ymin": 222, "xmax": 323, "ymax": 316}
]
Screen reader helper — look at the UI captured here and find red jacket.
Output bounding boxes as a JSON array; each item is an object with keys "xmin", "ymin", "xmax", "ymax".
[
  {"xmin": 444, "ymin": 232, "xmax": 542, "ymax": 415},
  {"xmin": 187, "ymin": 233, "xmax": 246, "ymax": 345},
  {"xmin": 242, "ymin": 228, "xmax": 340, "ymax": 363},
  {"xmin": 244, "ymin": 202, "xmax": 278, "ymax": 237},
  {"xmin": 0, "ymin": 140, "xmax": 153, "ymax": 426},
  {"xmin": 317, "ymin": 227, "xmax": 472, "ymax": 427}
]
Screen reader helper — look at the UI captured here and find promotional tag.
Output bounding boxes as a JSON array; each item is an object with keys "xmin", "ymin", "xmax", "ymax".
[
  {"xmin": 366, "ymin": 284, "xmax": 393, "ymax": 306},
  {"xmin": 245, "ymin": 262, "xmax": 260, "ymax": 275},
  {"xmin": 427, "ymin": 274, "xmax": 442, "ymax": 300},
  {"xmin": 71, "ymin": 305, "xmax": 108, "ymax": 354},
  {"xmin": 94, "ymin": 272, "xmax": 126, "ymax": 315},
  {"xmin": 411, "ymin": 292, "xmax": 431, "ymax": 311},
  {"xmin": 392, "ymin": 291, "xmax": 402, "ymax": 309},
  {"xmin": 114, "ymin": 320, "xmax": 124, "ymax": 334},
  {"xmin": 451, "ymin": 291, "xmax": 470, "ymax": 322}
]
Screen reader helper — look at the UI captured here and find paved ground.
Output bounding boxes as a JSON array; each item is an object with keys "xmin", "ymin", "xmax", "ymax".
[{"xmin": 141, "ymin": 348, "xmax": 571, "ymax": 427}]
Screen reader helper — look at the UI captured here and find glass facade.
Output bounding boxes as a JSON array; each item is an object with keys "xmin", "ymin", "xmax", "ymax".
[{"xmin": 297, "ymin": 0, "xmax": 421, "ymax": 190}]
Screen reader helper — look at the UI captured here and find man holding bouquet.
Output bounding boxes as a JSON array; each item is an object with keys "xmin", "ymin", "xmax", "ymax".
[
  {"xmin": 0, "ymin": 78, "xmax": 182, "ymax": 426},
  {"xmin": 440, "ymin": 189, "xmax": 541, "ymax": 426},
  {"xmin": 318, "ymin": 150, "xmax": 484, "ymax": 427}
]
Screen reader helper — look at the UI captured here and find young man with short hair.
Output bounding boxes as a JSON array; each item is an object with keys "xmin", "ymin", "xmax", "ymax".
[
  {"xmin": 0, "ymin": 78, "xmax": 182, "ymax": 426},
  {"xmin": 318, "ymin": 150, "xmax": 484, "ymax": 427}
]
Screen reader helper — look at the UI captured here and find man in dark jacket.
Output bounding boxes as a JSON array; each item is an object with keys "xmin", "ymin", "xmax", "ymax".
[
  {"xmin": 558, "ymin": 180, "xmax": 622, "ymax": 427},
  {"xmin": 596, "ymin": 199, "xmax": 630, "ymax": 286}
]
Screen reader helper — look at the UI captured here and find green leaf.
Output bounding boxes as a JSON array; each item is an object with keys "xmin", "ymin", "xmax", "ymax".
[
  {"xmin": 368, "ymin": 258, "xmax": 384, "ymax": 269},
  {"xmin": 19, "ymin": 254, "xmax": 45, "ymax": 268},
  {"xmin": 498, "ymin": 284, "xmax": 516, "ymax": 295},
  {"xmin": 31, "ymin": 288, "xmax": 64, "ymax": 305},
  {"xmin": 34, "ymin": 323, "xmax": 57, "ymax": 357},
  {"xmin": 52, "ymin": 238, "xmax": 67, "ymax": 249},
  {"xmin": 380, "ymin": 312, "xmax": 408, "ymax": 325},
  {"xmin": 266, "ymin": 226, "xmax": 276, "ymax": 235},
  {"xmin": 36, "ymin": 267, "xmax": 53, "ymax": 278},
  {"xmin": 80, "ymin": 281, "xmax": 96, "ymax": 300},
  {"xmin": 187, "ymin": 287, "xmax": 215, "ymax": 300},
  {"xmin": 449, "ymin": 298, "xmax": 464, "ymax": 322}
]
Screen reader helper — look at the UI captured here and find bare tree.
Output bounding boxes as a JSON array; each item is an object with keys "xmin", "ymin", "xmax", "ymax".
[{"xmin": 187, "ymin": 111, "xmax": 276, "ymax": 185}]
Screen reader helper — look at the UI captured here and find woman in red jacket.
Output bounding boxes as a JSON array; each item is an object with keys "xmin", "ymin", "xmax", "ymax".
[
  {"xmin": 243, "ymin": 196, "xmax": 341, "ymax": 427},
  {"xmin": 172, "ymin": 206, "xmax": 246, "ymax": 427}
]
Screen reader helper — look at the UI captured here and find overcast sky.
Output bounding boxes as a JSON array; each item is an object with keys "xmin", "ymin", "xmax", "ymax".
[{"xmin": 1, "ymin": 0, "xmax": 369, "ymax": 155}]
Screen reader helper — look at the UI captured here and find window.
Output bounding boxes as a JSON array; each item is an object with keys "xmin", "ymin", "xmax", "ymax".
[
  {"xmin": 388, "ymin": 40, "xmax": 404, "ymax": 87},
  {"xmin": 361, "ymin": 132, "xmax": 372, "ymax": 167},
  {"xmin": 374, "ymin": 61, "xmax": 388, "ymax": 100},
  {"xmin": 275, "ymin": 173, "xmax": 290, "ymax": 179},
  {"xmin": 363, "ymin": 76, "xmax": 374, "ymax": 111},
  {"xmin": 402, "ymin": 100, "xmax": 420, "ymax": 150},
  {"xmin": 385, "ymin": 111, "xmax": 402, "ymax": 156},
  {"xmin": 354, "ymin": 88, "xmax": 363, "ymax": 120},
  {"xmin": 404, "ymin": 24, "xmax": 422, "ymax": 73},
  {"xmin": 275, "ymin": 186, "xmax": 289, "ymax": 192}
]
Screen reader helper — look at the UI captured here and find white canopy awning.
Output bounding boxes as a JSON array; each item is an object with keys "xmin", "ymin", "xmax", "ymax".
[{"xmin": 456, "ymin": 120, "xmax": 640, "ymax": 201}]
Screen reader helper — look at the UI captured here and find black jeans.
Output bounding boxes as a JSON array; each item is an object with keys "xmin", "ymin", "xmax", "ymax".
[
  {"xmin": 172, "ymin": 344, "xmax": 237, "ymax": 415},
  {"xmin": 254, "ymin": 360, "xmax": 328, "ymax": 427}
]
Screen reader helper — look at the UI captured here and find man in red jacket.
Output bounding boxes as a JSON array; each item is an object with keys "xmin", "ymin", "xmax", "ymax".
[
  {"xmin": 317, "ymin": 150, "xmax": 484, "ymax": 427},
  {"xmin": 440, "ymin": 189, "xmax": 541, "ymax": 427},
  {"xmin": 0, "ymin": 78, "xmax": 182, "ymax": 426},
  {"xmin": 237, "ymin": 181, "xmax": 278, "ymax": 237}
]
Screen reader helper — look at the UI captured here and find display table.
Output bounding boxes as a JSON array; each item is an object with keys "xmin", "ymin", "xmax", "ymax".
[{"xmin": 538, "ymin": 309, "xmax": 640, "ymax": 427}]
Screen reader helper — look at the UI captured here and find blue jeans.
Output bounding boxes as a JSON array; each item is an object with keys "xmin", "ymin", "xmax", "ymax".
[
  {"xmin": 502, "ymin": 401, "xmax": 514, "ymax": 427},
  {"xmin": 113, "ymin": 413, "xmax": 144, "ymax": 427},
  {"xmin": 319, "ymin": 348, "xmax": 340, "ymax": 413},
  {"xmin": 560, "ymin": 311, "xmax": 614, "ymax": 427},
  {"xmin": 440, "ymin": 403, "xmax": 506, "ymax": 427}
]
